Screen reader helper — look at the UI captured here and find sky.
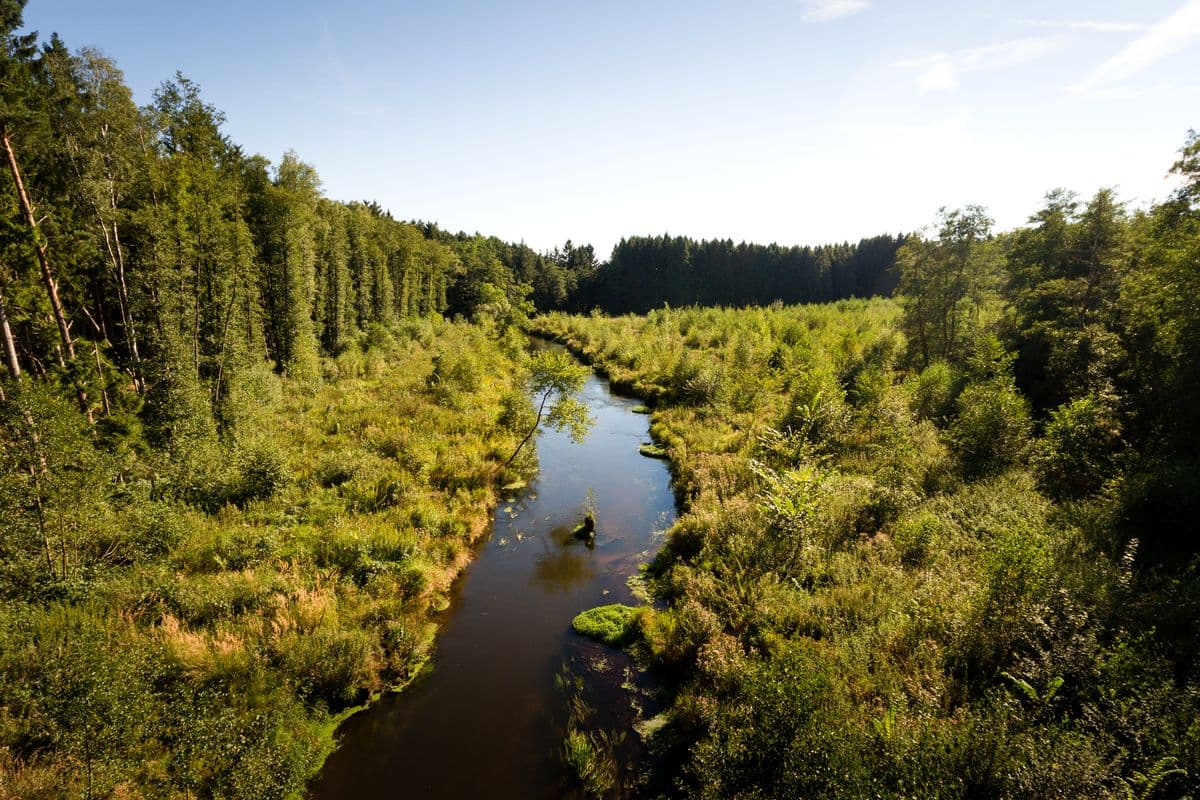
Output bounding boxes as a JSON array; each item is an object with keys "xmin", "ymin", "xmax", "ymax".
[{"xmin": 22, "ymin": 0, "xmax": 1200, "ymax": 257}]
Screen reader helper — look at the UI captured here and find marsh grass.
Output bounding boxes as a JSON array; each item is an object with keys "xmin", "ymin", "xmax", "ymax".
[
  {"xmin": 532, "ymin": 303, "xmax": 1200, "ymax": 799},
  {"xmin": 0, "ymin": 319, "xmax": 528, "ymax": 797}
]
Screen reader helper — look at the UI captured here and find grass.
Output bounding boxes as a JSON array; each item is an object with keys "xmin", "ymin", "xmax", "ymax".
[
  {"xmin": 0, "ymin": 318, "xmax": 534, "ymax": 797},
  {"xmin": 531, "ymin": 303, "xmax": 1200, "ymax": 799}
]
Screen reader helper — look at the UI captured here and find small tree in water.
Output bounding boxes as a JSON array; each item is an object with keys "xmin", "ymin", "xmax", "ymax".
[{"xmin": 503, "ymin": 350, "xmax": 592, "ymax": 469}]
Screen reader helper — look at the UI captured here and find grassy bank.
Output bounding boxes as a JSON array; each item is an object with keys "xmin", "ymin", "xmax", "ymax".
[
  {"xmin": 0, "ymin": 319, "xmax": 535, "ymax": 798},
  {"xmin": 533, "ymin": 304, "xmax": 1199, "ymax": 799}
]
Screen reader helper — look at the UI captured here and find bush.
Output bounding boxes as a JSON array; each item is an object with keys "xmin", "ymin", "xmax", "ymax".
[
  {"xmin": 909, "ymin": 360, "xmax": 962, "ymax": 425},
  {"xmin": 273, "ymin": 626, "xmax": 377, "ymax": 709},
  {"xmin": 234, "ymin": 443, "xmax": 289, "ymax": 504},
  {"xmin": 950, "ymin": 378, "xmax": 1032, "ymax": 479},
  {"xmin": 892, "ymin": 510, "xmax": 942, "ymax": 567},
  {"xmin": 427, "ymin": 348, "xmax": 481, "ymax": 406},
  {"xmin": 669, "ymin": 352, "xmax": 723, "ymax": 405},
  {"xmin": 779, "ymin": 367, "xmax": 850, "ymax": 448},
  {"xmin": 1036, "ymin": 395, "xmax": 1120, "ymax": 498},
  {"xmin": 314, "ymin": 452, "xmax": 360, "ymax": 488}
]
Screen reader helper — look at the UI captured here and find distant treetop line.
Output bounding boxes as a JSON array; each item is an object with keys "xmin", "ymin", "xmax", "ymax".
[
  {"xmin": 413, "ymin": 222, "xmax": 905, "ymax": 316},
  {"xmin": 0, "ymin": 5, "xmax": 903, "ymax": 432}
]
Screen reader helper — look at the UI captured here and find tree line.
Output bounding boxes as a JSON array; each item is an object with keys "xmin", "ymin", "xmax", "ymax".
[
  {"xmin": 573, "ymin": 233, "xmax": 903, "ymax": 314},
  {"xmin": 895, "ymin": 151, "xmax": 1200, "ymax": 554},
  {"xmin": 0, "ymin": 13, "xmax": 540, "ymax": 452},
  {"xmin": 0, "ymin": 1, "xmax": 904, "ymax": 445},
  {"xmin": 531, "ymin": 131, "xmax": 1200, "ymax": 796}
]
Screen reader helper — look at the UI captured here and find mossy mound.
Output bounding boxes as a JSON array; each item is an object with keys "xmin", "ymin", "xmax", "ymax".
[
  {"xmin": 571, "ymin": 604, "xmax": 640, "ymax": 647},
  {"xmin": 639, "ymin": 442, "xmax": 668, "ymax": 459}
]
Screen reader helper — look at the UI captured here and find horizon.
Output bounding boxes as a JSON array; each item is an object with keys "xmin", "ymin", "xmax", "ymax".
[{"xmin": 23, "ymin": 0, "xmax": 1200, "ymax": 257}]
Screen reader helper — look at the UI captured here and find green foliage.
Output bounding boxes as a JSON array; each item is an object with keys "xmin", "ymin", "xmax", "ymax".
[
  {"xmin": 891, "ymin": 509, "xmax": 942, "ymax": 567},
  {"xmin": 578, "ymin": 233, "xmax": 903, "ymax": 313},
  {"xmin": 0, "ymin": 13, "xmax": 1198, "ymax": 795},
  {"xmin": 1036, "ymin": 394, "xmax": 1120, "ymax": 498},
  {"xmin": 556, "ymin": 666, "xmax": 627, "ymax": 799},
  {"xmin": 533, "ymin": 263, "xmax": 1200, "ymax": 800},
  {"xmin": 909, "ymin": 359, "xmax": 963, "ymax": 425},
  {"xmin": 233, "ymin": 441, "xmax": 290, "ymax": 504},
  {"xmin": 571, "ymin": 604, "xmax": 640, "ymax": 647},
  {"xmin": 502, "ymin": 347, "xmax": 592, "ymax": 469},
  {"xmin": 897, "ymin": 206, "xmax": 1000, "ymax": 368},
  {"xmin": 0, "ymin": 323, "xmax": 525, "ymax": 793},
  {"xmin": 949, "ymin": 377, "xmax": 1032, "ymax": 479}
]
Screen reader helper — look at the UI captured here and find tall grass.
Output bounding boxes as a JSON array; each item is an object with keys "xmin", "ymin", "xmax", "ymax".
[
  {"xmin": 0, "ymin": 319, "xmax": 530, "ymax": 796},
  {"xmin": 533, "ymin": 303, "xmax": 1199, "ymax": 799}
]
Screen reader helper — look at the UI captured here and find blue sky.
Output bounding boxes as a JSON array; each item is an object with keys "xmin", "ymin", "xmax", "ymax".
[{"xmin": 23, "ymin": 0, "xmax": 1200, "ymax": 257}]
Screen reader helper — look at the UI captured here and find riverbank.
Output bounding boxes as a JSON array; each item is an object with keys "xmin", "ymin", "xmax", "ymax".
[
  {"xmin": 529, "ymin": 304, "xmax": 1200, "ymax": 798},
  {"xmin": 0, "ymin": 320, "xmax": 531, "ymax": 798}
]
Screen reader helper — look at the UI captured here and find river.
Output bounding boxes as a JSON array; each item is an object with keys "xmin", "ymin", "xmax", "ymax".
[{"xmin": 309, "ymin": 357, "xmax": 676, "ymax": 799}]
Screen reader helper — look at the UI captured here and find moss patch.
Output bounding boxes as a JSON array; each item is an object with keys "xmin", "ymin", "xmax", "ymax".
[
  {"xmin": 638, "ymin": 442, "xmax": 669, "ymax": 459},
  {"xmin": 571, "ymin": 604, "xmax": 640, "ymax": 647}
]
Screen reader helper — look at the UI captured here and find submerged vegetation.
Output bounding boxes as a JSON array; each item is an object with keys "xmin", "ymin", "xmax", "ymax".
[
  {"xmin": 535, "ymin": 136, "xmax": 1200, "ymax": 799},
  {"xmin": 557, "ymin": 667, "xmax": 631, "ymax": 799}
]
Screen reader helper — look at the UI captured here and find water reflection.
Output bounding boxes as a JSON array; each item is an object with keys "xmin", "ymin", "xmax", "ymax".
[{"xmin": 531, "ymin": 531, "xmax": 598, "ymax": 593}]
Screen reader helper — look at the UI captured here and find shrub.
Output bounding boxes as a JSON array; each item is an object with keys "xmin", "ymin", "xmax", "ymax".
[
  {"xmin": 314, "ymin": 452, "xmax": 360, "ymax": 488},
  {"xmin": 273, "ymin": 626, "xmax": 377, "ymax": 709},
  {"xmin": 892, "ymin": 510, "xmax": 942, "ymax": 567},
  {"xmin": 954, "ymin": 526, "xmax": 1052, "ymax": 681},
  {"xmin": 427, "ymin": 348, "xmax": 481, "ymax": 406},
  {"xmin": 950, "ymin": 378, "xmax": 1032, "ymax": 479},
  {"xmin": 234, "ymin": 443, "xmax": 289, "ymax": 505},
  {"xmin": 1036, "ymin": 395, "xmax": 1120, "ymax": 498},
  {"xmin": 669, "ymin": 352, "xmax": 722, "ymax": 405},
  {"xmin": 909, "ymin": 360, "xmax": 962, "ymax": 425},
  {"xmin": 779, "ymin": 367, "xmax": 851, "ymax": 448}
]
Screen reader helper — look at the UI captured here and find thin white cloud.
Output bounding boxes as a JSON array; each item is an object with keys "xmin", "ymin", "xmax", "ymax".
[
  {"xmin": 894, "ymin": 37, "xmax": 1059, "ymax": 92},
  {"xmin": 1016, "ymin": 18, "xmax": 1151, "ymax": 33},
  {"xmin": 799, "ymin": 0, "xmax": 871, "ymax": 22},
  {"xmin": 1070, "ymin": 0, "xmax": 1200, "ymax": 92},
  {"xmin": 1073, "ymin": 81, "xmax": 1200, "ymax": 101}
]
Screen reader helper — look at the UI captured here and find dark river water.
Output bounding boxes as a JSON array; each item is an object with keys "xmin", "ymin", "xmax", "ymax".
[{"xmin": 309, "ymin": 363, "xmax": 676, "ymax": 799}]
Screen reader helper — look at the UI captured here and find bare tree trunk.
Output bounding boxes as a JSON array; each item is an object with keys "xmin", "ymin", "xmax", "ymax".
[
  {"xmin": 2, "ymin": 124, "xmax": 75, "ymax": 363},
  {"xmin": 106, "ymin": 211, "xmax": 144, "ymax": 392},
  {"xmin": 0, "ymin": 281, "xmax": 21, "ymax": 380},
  {"xmin": 502, "ymin": 389, "xmax": 550, "ymax": 469},
  {"xmin": 3, "ymin": 125, "xmax": 94, "ymax": 422},
  {"xmin": 30, "ymin": 462, "xmax": 55, "ymax": 578},
  {"xmin": 92, "ymin": 340, "xmax": 111, "ymax": 416}
]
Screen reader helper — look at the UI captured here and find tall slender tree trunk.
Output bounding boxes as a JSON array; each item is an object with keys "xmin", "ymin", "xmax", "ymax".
[
  {"xmin": 2, "ymin": 124, "xmax": 75, "ymax": 363},
  {"xmin": 92, "ymin": 341, "xmax": 111, "ymax": 416},
  {"xmin": 3, "ymin": 125, "xmax": 94, "ymax": 422},
  {"xmin": 502, "ymin": 389, "xmax": 551, "ymax": 469},
  {"xmin": 97, "ymin": 193, "xmax": 144, "ymax": 392},
  {"xmin": 0, "ymin": 281, "xmax": 21, "ymax": 380}
]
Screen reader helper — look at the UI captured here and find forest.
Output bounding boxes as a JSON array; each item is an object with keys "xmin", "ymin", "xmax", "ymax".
[
  {"xmin": 576, "ymin": 233, "xmax": 904, "ymax": 313},
  {"xmin": 0, "ymin": 0, "xmax": 1198, "ymax": 796}
]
